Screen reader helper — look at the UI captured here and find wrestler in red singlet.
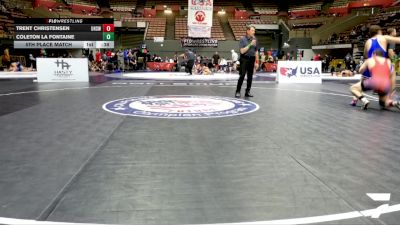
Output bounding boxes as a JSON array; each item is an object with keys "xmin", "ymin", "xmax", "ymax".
[{"xmin": 363, "ymin": 56, "xmax": 392, "ymax": 95}]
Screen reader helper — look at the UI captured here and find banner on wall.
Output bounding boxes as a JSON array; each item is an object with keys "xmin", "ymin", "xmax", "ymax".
[
  {"xmin": 277, "ymin": 61, "xmax": 322, "ymax": 84},
  {"xmin": 188, "ymin": 26, "xmax": 212, "ymax": 38},
  {"xmin": 181, "ymin": 38, "xmax": 218, "ymax": 47},
  {"xmin": 37, "ymin": 58, "xmax": 89, "ymax": 82},
  {"xmin": 188, "ymin": 0, "xmax": 213, "ymax": 38}
]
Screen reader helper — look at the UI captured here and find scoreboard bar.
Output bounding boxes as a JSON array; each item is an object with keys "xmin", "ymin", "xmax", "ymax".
[
  {"xmin": 15, "ymin": 25, "xmax": 108, "ymax": 32},
  {"xmin": 15, "ymin": 32, "xmax": 103, "ymax": 41},
  {"xmin": 14, "ymin": 18, "xmax": 115, "ymax": 49},
  {"xmin": 14, "ymin": 18, "xmax": 114, "ymax": 24},
  {"xmin": 14, "ymin": 41, "xmax": 114, "ymax": 49}
]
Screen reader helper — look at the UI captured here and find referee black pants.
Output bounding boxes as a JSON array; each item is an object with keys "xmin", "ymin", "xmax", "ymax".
[
  {"xmin": 186, "ymin": 60, "xmax": 194, "ymax": 74},
  {"xmin": 236, "ymin": 56, "xmax": 255, "ymax": 93}
]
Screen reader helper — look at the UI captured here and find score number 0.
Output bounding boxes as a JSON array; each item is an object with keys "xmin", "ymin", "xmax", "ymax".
[
  {"xmin": 103, "ymin": 24, "xmax": 114, "ymax": 32},
  {"xmin": 102, "ymin": 24, "xmax": 114, "ymax": 42}
]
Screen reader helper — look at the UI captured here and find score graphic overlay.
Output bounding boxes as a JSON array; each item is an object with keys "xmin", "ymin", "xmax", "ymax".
[{"xmin": 14, "ymin": 18, "xmax": 114, "ymax": 49}]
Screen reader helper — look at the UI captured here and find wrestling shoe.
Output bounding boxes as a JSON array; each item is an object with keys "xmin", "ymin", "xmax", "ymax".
[
  {"xmin": 350, "ymin": 98, "xmax": 358, "ymax": 106},
  {"xmin": 361, "ymin": 97, "xmax": 369, "ymax": 110}
]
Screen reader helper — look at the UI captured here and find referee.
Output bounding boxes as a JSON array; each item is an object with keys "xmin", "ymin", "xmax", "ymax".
[{"xmin": 235, "ymin": 25, "xmax": 259, "ymax": 98}]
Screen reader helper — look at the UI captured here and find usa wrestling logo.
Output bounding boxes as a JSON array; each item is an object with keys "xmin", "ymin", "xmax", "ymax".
[
  {"xmin": 102, "ymin": 95, "xmax": 259, "ymax": 119},
  {"xmin": 280, "ymin": 67, "xmax": 298, "ymax": 78}
]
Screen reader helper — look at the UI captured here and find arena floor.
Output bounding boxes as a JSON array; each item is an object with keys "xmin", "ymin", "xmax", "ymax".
[{"xmin": 0, "ymin": 75, "xmax": 400, "ymax": 225}]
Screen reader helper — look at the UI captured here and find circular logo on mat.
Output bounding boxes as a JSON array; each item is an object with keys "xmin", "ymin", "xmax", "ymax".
[{"xmin": 102, "ymin": 95, "xmax": 259, "ymax": 119}]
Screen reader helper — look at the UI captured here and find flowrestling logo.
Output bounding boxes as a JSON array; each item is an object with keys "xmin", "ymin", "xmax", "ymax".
[{"xmin": 102, "ymin": 95, "xmax": 259, "ymax": 119}]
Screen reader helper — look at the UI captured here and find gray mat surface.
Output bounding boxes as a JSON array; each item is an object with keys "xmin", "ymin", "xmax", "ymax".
[{"xmin": 0, "ymin": 80, "xmax": 399, "ymax": 225}]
